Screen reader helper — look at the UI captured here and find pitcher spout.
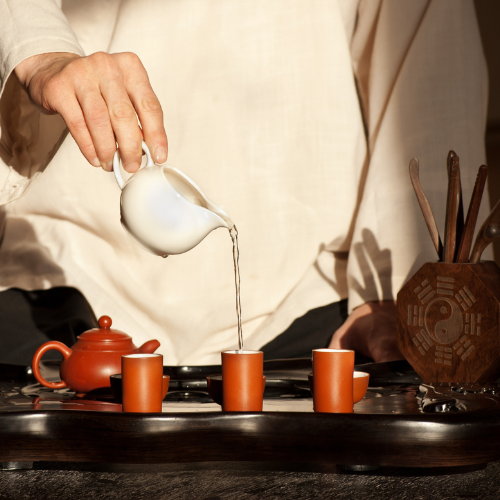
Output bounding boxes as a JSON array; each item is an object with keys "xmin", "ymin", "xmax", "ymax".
[
  {"xmin": 164, "ymin": 166, "xmax": 233, "ymax": 229},
  {"xmin": 204, "ymin": 200, "xmax": 233, "ymax": 230}
]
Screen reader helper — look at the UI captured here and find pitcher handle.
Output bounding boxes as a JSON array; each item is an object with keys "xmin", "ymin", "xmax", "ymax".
[
  {"xmin": 113, "ymin": 141, "xmax": 154, "ymax": 190},
  {"xmin": 32, "ymin": 341, "xmax": 72, "ymax": 389}
]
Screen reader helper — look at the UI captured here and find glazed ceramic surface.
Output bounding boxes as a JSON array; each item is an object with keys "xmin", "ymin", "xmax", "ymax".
[
  {"xmin": 122, "ymin": 353, "xmax": 164, "ymax": 413},
  {"xmin": 221, "ymin": 350, "xmax": 264, "ymax": 411},
  {"xmin": 110, "ymin": 374, "xmax": 170, "ymax": 404},
  {"xmin": 113, "ymin": 141, "xmax": 233, "ymax": 256},
  {"xmin": 206, "ymin": 374, "xmax": 266, "ymax": 406},
  {"xmin": 308, "ymin": 371, "xmax": 370, "ymax": 404},
  {"xmin": 312, "ymin": 349, "xmax": 355, "ymax": 413},
  {"xmin": 32, "ymin": 316, "xmax": 160, "ymax": 394}
]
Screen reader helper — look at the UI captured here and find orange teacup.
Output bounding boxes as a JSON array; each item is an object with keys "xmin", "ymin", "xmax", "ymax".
[
  {"xmin": 122, "ymin": 353, "xmax": 164, "ymax": 412},
  {"xmin": 221, "ymin": 350, "xmax": 264, "ymax": 411},
  {"xmin": 312, "ymin": 348, "xmax": 355, "ymax": 413}
]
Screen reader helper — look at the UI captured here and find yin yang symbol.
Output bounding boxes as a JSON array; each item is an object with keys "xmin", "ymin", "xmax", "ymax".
[{"xmin": 424, "ymin": 298, "xmax": 463, "ymax": 344}]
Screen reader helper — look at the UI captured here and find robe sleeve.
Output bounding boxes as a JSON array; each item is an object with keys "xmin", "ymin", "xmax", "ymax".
[
  {"xmin": 347, "ymin": 0, "xmax": 489, "ymax": 312},
  {"xmin": 0, "ymin": 0, "xmax": 85, "ymax": 205}
]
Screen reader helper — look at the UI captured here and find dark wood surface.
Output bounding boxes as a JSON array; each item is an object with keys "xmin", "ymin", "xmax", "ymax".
[{"xmin": 2, "ymin": 360, "xmax": 500, "ymax": 468}]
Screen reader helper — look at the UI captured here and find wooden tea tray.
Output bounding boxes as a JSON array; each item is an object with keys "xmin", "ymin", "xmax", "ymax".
[{"xmin": 1, "ymin": 359, "xmax": 500, "ymax": 468}]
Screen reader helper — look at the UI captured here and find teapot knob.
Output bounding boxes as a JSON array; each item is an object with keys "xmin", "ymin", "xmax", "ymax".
[{"xmin": 98, "ymin": 315, "xmax": 112, "ymax": 329}]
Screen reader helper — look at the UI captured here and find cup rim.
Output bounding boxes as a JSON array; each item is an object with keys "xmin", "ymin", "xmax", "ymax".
[
  {"xmin": 222, "ymin": 350, "xmax": 263, "ymax": 355},
  {"xmin": 110, "ymin": 373, "xmax": 169, "ymax": 379},
  {"xmin": 312, "ymin": 348, "xmax": 354, "ymax": 353},
  {"xmin": 122, "ymin": 353, "xmax": 163, "ymax": 358}
]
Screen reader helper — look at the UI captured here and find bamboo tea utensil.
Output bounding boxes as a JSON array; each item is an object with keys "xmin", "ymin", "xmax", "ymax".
[
  {"xmin": 469, "ymin": 199, "xmax": 500, "ymax": 264},
  {"xmin": 446, "ymin": 150, "xmax": 455, "ymax": 177},
  {"xmin": 447, "ymin": 151, "xmax": 464, "ymax": 260},
  {"xmin": 409, "ymin": 158, "xmax": 443, "ymax": 259},
  {"xmin": 443, "ymin": 155, "xmax": 461, "ymax": 262},
  {"xmin": 456, "ymin": 165, "xmax": 488, "ymax": 263}
]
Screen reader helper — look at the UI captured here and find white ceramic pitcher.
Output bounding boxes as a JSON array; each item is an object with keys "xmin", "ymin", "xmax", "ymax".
[{"xmin": 113, "ymin": 142, "xmax": 233, "ymax": 257}]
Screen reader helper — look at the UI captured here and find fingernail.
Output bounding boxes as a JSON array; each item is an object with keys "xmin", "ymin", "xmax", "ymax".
[
  {"xmin": 154, "ymin": 146, "xmax": 167, "ymax": 164},
  {"xmin": 92, "ymin": 157, "xmax": 100, "ymax": 168},
  {"xmin": 124, "ymin": 162, "xmax": 140, "ymax": 173},
  {"xmin": 100, "ymin": 161, "xmax": 113, "ymax": 172}
]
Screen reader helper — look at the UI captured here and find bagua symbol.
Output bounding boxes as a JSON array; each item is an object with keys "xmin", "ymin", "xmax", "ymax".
[{"xmin": 407, "ymin": 276, "xmax": 481, "ymax": 366}]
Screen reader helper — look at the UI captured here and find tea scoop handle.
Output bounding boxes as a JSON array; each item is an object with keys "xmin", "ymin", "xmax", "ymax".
[{"xmin": 113, "ymin": 141, "xmax": 154, "ymax": 190}]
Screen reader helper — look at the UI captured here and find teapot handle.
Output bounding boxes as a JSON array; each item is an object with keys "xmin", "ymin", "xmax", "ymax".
[
  {"xmin": 32, "ymin": 341, "xmax": 72, "ymax": 390},
  {"xmin": 113, "ymin": 141, "xmax": 154, "ymax": 190}
]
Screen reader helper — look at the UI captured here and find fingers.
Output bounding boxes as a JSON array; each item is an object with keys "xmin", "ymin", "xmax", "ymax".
[
  {"xmin": 80, "ymin": 53, "xmax": 143, "ymax": 172},
  {"xmin": 133, "ymin": 86, "xmax": 168, "ymax": 165},
  {"xmin": 94, "ymin": 64, "xmax": 143, "ymax": 171},
  {"xmin": 115, "ymin": 52, "xmax": 168, "ymax": 165},
  {"xmin": 76, "ymin": 85, "xmax": 117, "ymax": 171},
  {"xmin": 57, "ymin": 97, "xmax": 100, "ymax": 169}
]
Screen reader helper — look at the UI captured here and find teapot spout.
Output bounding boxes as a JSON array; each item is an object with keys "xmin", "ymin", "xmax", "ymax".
[{"xmin": 139, "ymin": 339, "xmax": 161, "ymax": 354}]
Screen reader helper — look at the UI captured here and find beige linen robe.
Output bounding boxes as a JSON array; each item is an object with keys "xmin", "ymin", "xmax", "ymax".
[{"xmin": 0, "ymin": 0, "xmax": 491, "ymax": 364}]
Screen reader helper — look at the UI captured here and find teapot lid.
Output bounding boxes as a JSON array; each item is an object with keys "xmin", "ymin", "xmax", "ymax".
[{"xmin": 78, "ymin": 316, "xmax": 132, "ymax": 342}]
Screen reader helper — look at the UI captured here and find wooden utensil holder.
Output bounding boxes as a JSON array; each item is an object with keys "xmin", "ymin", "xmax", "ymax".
[{"xmin": 397, "ymin": 261, "xmax": 500, "ymax": 384}]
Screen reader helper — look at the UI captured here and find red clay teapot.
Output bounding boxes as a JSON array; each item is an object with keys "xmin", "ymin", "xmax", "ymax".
[{"xmin": 32, "ymin": 315, "xmax": 160, "ymax": 394}]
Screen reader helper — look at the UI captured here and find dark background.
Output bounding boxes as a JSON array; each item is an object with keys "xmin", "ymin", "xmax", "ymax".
[{"xmin": 475, "ymin": 0, "xmax": 500, "ymax": 262}]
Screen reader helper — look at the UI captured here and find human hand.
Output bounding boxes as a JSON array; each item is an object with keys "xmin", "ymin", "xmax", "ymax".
[
  {"xmin": 14, "ymin": 52, "xmax": 168, "ymax": 172},
  {"xmin": 329, "ymin": 301, "xmax": 403, "ymax": 363}
]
